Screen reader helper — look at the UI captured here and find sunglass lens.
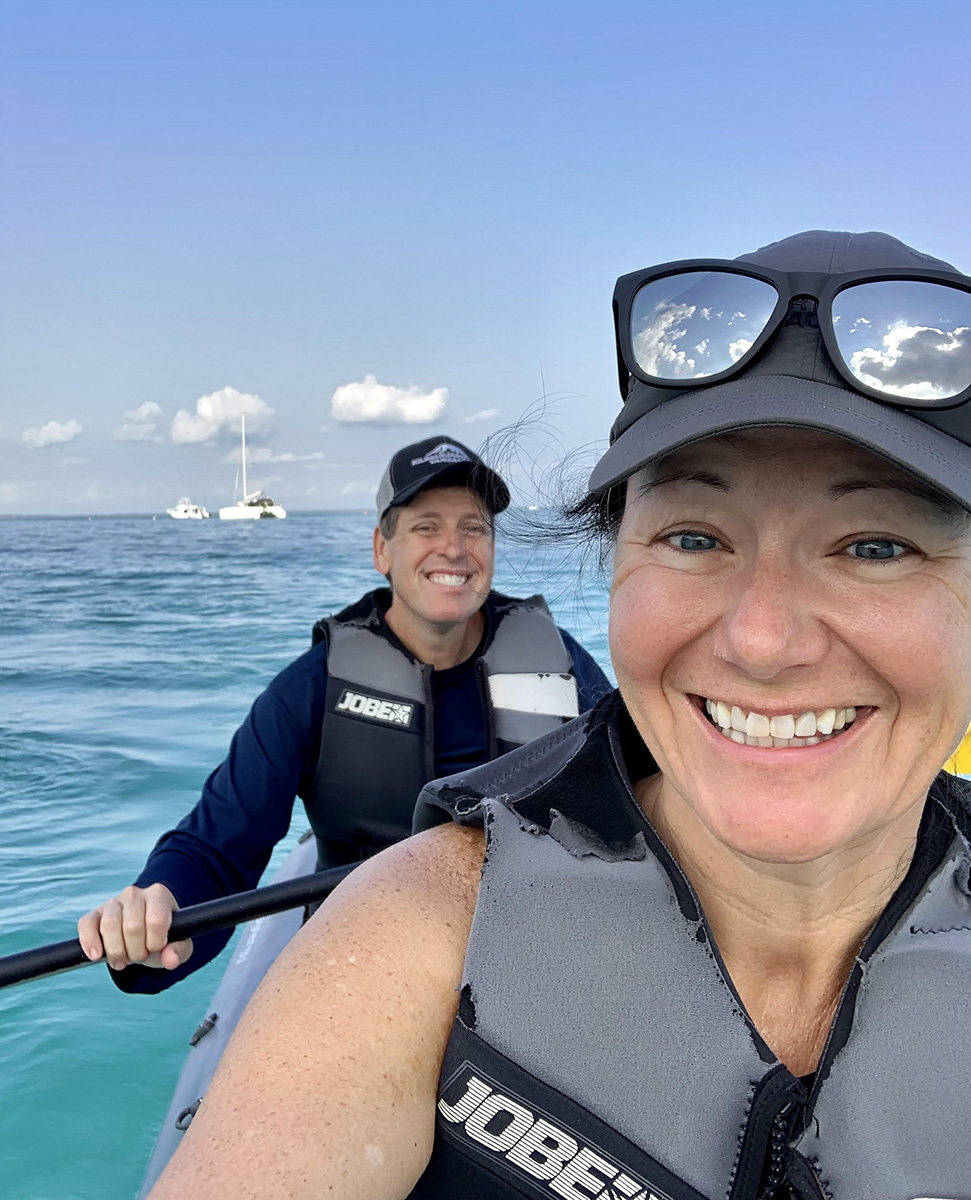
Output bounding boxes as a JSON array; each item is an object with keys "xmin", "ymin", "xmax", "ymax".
[
  {"xmin": 832, "ymin": 280, "xmax": 971, "ymax": 403},
  {"xmin": 629, "ymin": 271, "xmax": 778, "ymax": 381}
]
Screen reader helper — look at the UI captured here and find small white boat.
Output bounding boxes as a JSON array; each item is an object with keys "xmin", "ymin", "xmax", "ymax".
[
  {"xmin": 218, "ymin": 415, "xmax": 286, "ymax": 520},
  {"xmin": 167, "ymin": 498, "xmax": 210, "ymax": 520}
]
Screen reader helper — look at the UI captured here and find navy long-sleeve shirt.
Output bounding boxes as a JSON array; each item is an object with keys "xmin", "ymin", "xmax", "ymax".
[{"xmin": 115, "ymin": 598, "xmax": 610, "ymax": 992}]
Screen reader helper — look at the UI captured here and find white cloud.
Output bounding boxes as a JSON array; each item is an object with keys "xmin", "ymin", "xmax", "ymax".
[
  {"xmin": 115, "ymin": 401, "xmax": 161, "ymax": 441},
  {"xmin": 462, "ymin": 408, "xmax": 500, "ymax": 424},
  {"xmin": 223, "ymin": 446, "xmax": 328, "ymax": 464},
  {"xmin": 632, "ymin": 302, "xmax": 698, "ymax": 379},
  {"xmin": 340, "ymin": 480, "xmax": 377, "ymax": 496},
  {"xmin": 171, "ymin": 386, "xmax": 273, "ymax": 444},
  {"xmin": 22, "ymin": 419, "xmax": 83, "ymax": 448},
  {"xmin": 0, "ymin": 482, "xmax": 19, "ymax": 505},
  {"xmin": 331, "ymin": 374, "xmax": 447, "ymax": 424},
  {"xmin": 848, "ymin": 322, "xmax": 969, "ymax": 400}
]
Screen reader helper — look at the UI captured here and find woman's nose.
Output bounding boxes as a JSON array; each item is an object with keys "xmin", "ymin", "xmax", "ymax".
[{"xmin": 711, "ymin": 558, "xmax": 829, "ymax": 681}]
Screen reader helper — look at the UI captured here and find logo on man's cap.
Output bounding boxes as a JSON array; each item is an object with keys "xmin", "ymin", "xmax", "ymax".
[{"xmin": 411, "ymin": 442, "xmax": 472, "ymax": 468}]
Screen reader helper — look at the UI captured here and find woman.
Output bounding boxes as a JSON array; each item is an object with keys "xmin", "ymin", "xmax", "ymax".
[{"xmin": 149, "ymin": 230, "xmax": 971, "ymax": 1200}]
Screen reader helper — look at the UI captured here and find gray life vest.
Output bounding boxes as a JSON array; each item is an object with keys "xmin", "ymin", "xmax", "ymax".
[
  {"xmin": 305, "ymin": 590, "xmax": 578, "ymax": 868},
  {"xmin": 409, "ymin": 693, "xmax": 971, "ymax": 1200}
]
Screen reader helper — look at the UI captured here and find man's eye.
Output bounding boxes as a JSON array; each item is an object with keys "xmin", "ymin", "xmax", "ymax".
[
  {"xmin": 846, "ymin": 538, "xmax": 907, "ymax": 561},
  {"xmin": 665, "ymin": 531, "xmax": 720, "ymax": 552}
]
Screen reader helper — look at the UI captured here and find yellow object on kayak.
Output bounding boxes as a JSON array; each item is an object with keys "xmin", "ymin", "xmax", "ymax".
[{"xmin": 945, "ymin": 726, "xmax": 971, "ymax": 775}]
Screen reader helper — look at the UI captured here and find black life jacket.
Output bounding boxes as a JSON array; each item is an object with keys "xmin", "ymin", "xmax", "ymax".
[
  {"xmin": 409, "ymin": 693, "xmax": 971, "ymax": 1200},
  {"xmin": 305, "ymin": 589, "xmax": 578, "ymax": 868}
]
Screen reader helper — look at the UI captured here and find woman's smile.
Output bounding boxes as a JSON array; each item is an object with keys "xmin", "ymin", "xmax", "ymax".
[
  {"xmin": 698, "ymin": 694, "xmax": 861, "ymax": 748},
  {"xmin": 686, "ymin": 690, "xmax": 872, "ymax": 761}
]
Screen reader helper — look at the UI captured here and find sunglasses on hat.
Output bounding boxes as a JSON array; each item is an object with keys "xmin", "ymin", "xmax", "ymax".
[{"xmin": 613, "ymin": 260, "xmax": 971, "ymax": 411}]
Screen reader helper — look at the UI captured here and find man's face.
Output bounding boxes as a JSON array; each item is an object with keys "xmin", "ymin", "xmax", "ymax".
[{"xmin": 373, "ymin": 486, "xmax": 496, "ymax": 631}]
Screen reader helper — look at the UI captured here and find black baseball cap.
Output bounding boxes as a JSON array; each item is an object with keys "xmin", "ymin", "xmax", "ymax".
[
  {"xmin": 590, "ymin": 230, "xmax": 971, "ymax": 510},
  {"xmin": 376, "ymin": 436, "xmax": 511, "ymax": 520}
]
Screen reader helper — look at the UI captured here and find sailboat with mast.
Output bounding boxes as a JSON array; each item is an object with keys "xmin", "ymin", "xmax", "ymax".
[{"xmin": 218, "ymin": 414, "xmax": 287, "ymax": 520}]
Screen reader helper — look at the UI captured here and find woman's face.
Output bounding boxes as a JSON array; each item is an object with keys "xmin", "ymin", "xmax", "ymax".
[{"xmin": 610, "ymin": 428, "xmax": 971, "ymax": 865}]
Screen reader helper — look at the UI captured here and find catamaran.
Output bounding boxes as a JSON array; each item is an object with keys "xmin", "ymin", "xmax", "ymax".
[{"xmin": 218, "ymin": 414, "xmax": 286, "ymax": 520}]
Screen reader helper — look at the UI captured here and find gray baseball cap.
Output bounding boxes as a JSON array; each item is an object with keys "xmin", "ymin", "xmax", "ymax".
[
  {"xmin": 376, "ymin": 436, "xmax": 511, "ymax": 520},
  {"xmin": 590, "ymin": 230, "xmax": 971, "ymax": 510}
]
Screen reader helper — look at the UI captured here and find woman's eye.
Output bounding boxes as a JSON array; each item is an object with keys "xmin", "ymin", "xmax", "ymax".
[
  {"xmin": 665, "ymin": 531, "xmax": 721, "ymax": 552},
  {"xmin": 845, "ymin": 538, "xmax": 908, "ymax": 561}
]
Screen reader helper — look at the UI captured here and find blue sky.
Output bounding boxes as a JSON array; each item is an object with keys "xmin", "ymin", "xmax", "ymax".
[{"xmin": 2, "ymin": 0, "xmax": 969, "ymax": 514}]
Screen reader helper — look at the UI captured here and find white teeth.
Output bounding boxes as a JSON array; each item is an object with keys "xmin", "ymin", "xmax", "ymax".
[
  {"xmin": 703, "ymin": 697, "xmax": 864, "ymax": 751},
  {"xmin": 769, "ymin": 714, "xmax": 795, "ymax": 739},
  {"xmin": 429, "ymin": 573, "xmax": 467, "ymax": 586},
  {"xmin": 794, "ymin": 711, "xmax": 817, "ymax": 738},
  {"xmin": 745, "ymin": 711, "xmax": 771, "ymax": 738}
]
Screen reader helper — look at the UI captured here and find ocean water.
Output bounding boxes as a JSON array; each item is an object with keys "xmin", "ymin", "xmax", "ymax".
[{"xmin": 0, "ymin": 512, "xmax": 611, "ymax": 1200}]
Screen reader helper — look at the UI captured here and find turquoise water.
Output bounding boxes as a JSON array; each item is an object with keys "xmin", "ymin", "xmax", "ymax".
[{"xmin": 0, "ymin": 513, "xmax": 611, "ymax": 1200}]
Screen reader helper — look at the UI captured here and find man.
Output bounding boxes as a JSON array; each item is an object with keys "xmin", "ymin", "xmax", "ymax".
[{"xmin": 79, "ymin": 435, "xmax": 611, "ymax": 991}]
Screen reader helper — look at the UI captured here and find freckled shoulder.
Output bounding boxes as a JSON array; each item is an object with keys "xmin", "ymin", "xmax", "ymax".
[{"xmin": 148, "ymin": 823, "xmax": 486, "ymax": 1200}]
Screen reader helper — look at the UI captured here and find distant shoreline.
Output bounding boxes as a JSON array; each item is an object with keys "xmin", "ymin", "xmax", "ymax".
[
  {"xmin": 0, "ymin": 506, "xmax": 549, "ymax": 520},
  {"xmin": 0, "ymin": 509, "xmax": 378, "ymax": 520}
]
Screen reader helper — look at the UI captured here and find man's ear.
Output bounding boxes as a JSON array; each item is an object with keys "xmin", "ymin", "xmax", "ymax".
[{"xmin": 373, "ymin": 524, "xmax": 389, "ymax": 575}]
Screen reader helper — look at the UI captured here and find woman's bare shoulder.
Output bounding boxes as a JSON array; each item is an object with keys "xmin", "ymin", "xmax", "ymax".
[
  {"xmin": 362, "ymin": 818, "xmax": 487, "ymax": 917},
  {"xmin": 148, "ymin": 822, "xmax": 486, "ymax": 1200}
]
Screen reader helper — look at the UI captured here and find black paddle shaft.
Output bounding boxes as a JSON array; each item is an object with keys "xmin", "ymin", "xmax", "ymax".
[{"xmin": 0, "ymin": 862, "xmax": 356, "ymax": 990}]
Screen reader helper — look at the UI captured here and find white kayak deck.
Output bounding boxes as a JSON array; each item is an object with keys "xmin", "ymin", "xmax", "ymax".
[{"xmin": 138, "ymin": 833, "xmax": 319, "ymax": 1196}]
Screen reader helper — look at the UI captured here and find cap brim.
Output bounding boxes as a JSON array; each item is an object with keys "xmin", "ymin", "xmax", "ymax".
[
  {"xmin": 388, "ymin": 463, "xmax": 511, "ymax": 515},
  {"xmin": 589, "ymin": 374, "xmax": 971, "ymax": 511}
]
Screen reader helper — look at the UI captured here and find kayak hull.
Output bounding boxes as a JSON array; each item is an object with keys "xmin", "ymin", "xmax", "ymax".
[{"xmin": 137, "ymin": 833, "xmax": 318, "ymax": 1197}]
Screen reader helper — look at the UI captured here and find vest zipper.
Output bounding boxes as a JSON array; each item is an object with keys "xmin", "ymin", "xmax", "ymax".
[
  {"xmin": 421, "ymin": 662, "xmax": 436, "ymax": 781},
  {"xmin": 757, "ymin": 1095, "xmax": 827, "ymax": 1200},
  {"xmin": 730, "ymin": 1069, "xmax": 820, "ymax": 1200},
  {"xmin": 759, "ymin": 1102, "xmax": 793, "ymax": 1196},
  {"xmin": 474, "ymin": 659, "xmax": 497, "ymax": 758},
  {"xmin": 753, "ymin": 801, "xmax": 961, "ymax": 1196}
]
